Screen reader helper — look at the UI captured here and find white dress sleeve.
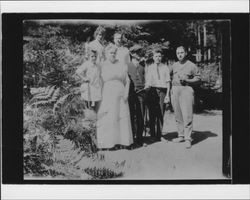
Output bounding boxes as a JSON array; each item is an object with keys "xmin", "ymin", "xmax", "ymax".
[
  {"xmin": 124, "ymin": 48, "xmax": 131, "ymax": 66},
  {"xmin": 76, "ymin": 62, "xmax": 88, "ymax": 77},
  {"xmin": 165, "ymin": 65, "xmax": 170, "ymax": 83}
]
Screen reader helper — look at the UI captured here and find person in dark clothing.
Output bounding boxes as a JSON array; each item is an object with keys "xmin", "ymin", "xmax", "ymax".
[{"xmin": 127, "ymin": 45, "xmax": 147, "ymax": 147}]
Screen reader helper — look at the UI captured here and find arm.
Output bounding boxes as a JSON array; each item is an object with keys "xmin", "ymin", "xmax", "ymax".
[
  {"xmin": 144, "ymin": 65, "xmax": 152, "ymax": 89},
  {"xmin": 123, "ymin": 73, "xmax": 130, "ymax": 102},
  {"xmin": 99, "ymin": 46, "xmax": 106, "ymax": 62},
  {"xmin": 75, "ymin": 63, "xmax": 90, "ymax": 82},
  {"xmin": 76, "ymin": 75, "xmax": 90, "ymax": 83},
  {"xmin": 164, "ymin": 66, "xmax": 171, "ymax": 102},
  {"xmin": 185, "ymin": 76, "xmax": 200, "ymax": 84},
  {"xmin": 165, "ymin": 82, "xmax": 170, "ymax": 97},
  {"xmin": 184, "ymin": 64, "xmax": 201, "ymax": 85},
  {"xmin": 124, "ymin": 50, "xmax": 131, "ymax": 66},
  {"xmin": 120, "ymin": 64, "xmax": 130, "ymax": 102},
  {"xmin": 99, "ymin": 65, "xmax": 104, "ymax": 96}
]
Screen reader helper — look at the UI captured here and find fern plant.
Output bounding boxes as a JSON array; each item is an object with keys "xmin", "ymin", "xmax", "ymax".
[
  {"xmin": 24, "ymin": 83, "xmax": 101, "ymax": 178},
  {"xmin": 29, "ymin": 85, "xmax": 60, "ymax": 107}
]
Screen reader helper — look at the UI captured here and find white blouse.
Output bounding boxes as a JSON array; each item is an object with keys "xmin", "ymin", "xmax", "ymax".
[{"xmin": 76, "ymin": 61, "xmax": 102, "ymax": 101}]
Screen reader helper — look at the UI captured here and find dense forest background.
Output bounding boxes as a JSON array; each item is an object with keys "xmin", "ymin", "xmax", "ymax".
[
  {"xmin": 23, "ymin": 20, "xmax": 223, "ymax": 94},
  {"xmin": 23, "ymin": 20, "xmax": 225, "ymax": 179}
]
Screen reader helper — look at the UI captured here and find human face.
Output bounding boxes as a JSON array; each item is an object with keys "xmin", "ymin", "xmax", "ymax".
[
  {"xmin": 153, "ymin": 52, "xmax": 162, "ymax": 65},
  {"xmin": 176, "ymin": 47, "xmax": 187, "ymax": 62},
  {"xmin": 108, "ymin": 48, "xmax": 117, "ymax": 63},
  {"xmin": 96, "ymin": 33, "xmax": 103, "ymax": 42},
  {"xmin": 89, "ymin": 53, "xmax": 97, "ymax": 63},
  {"xmin": 114, "ymin": 34, "xmax": 122, "ymax": 47}
]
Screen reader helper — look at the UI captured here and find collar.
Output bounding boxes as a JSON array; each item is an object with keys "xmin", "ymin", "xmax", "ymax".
[
  {"xmin": 94, "ymin": 39, "xmax": 103, "ymax": 46},
  {"xmin": 153, "ymin": 63, "xmax": 163, "ymax": 68}
]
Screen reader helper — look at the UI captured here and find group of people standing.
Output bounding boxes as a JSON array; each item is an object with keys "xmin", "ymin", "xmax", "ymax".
[{"xmin": 75, "ymin": 26, "xmax": 201, "ymax": 150}]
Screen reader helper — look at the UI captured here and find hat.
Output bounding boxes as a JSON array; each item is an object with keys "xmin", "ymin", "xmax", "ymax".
[{"xmin": 129, "ymin": 44, "xmax": 143, "ymax": 54}]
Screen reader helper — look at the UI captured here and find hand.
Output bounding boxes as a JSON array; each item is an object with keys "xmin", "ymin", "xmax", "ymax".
[
  {"xmin": 181, "ymin": 78, "xmax": 189, "ymax": 86},
  {"xmin": 80, "ymin": 84, "xmax": 87, "ymax": 92},
  {"xmin": 123, "ymin": 94, "xmax": 128, "ymax": 102},
  {"xmin": 180, "ymin": 75, "xmax": 186, "ymax": 81},
  {"xmin": 144, "ymin": 86, "xmax": 151, "ymax": 92},
  {"xmin": 179, "ymin": 75, "xmax": 188, "ymax": 85},
  {"xmin": 74, "ymin": 74, "xmax": 82, "ymax": 83},
  {"xmin": 164, "ymin": 96, "xmax": 170, "ymax": 104},
  {"xmin": 83, "ymin": 77, "xmax": 90, "ymax": 83}
]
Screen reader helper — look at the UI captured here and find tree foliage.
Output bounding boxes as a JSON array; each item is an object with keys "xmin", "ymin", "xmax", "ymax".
[{"xmin": 23, "ymin": 19, "xmax": 223, "ymax": 94}]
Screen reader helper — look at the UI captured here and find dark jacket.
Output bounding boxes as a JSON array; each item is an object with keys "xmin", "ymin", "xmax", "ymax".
[{"xmin": 127, "ymin": 61, "xmax": 145, "ymax": 96}]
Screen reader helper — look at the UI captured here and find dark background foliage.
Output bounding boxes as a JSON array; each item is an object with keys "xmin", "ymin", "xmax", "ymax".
[{"xmin": 23, "ymin": 20, "xmax": 224, "ymax": 108}]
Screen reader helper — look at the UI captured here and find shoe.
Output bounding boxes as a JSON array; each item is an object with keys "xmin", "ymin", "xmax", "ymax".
[
  {"xmin": 155, "ymin": 137, "xmax": 161, "ymax": 142},
  {"xmin": 134, "ymin": 139, "xmax": 143, "ymax": 147},
  {"xmin": 185, "ymin": 140, "xmax": 192, "ymax": 149},
  {"xmin": 135, "ymin": 142, "xmax": 143, "ymax": 148},
  {"xmin": 172, "ymin": 137, "xmax": 185, "ymax": 143},
  {"xmin": 143, "ymin": 143, "xmax": 147, "ymax": 147}
]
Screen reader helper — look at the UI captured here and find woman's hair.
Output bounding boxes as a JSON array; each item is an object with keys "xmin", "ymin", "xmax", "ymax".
[
  {"xmin": 176, "ymin": 45, "xmax": 187, "ymax": 52},
  {"xmin": 114, "ymin": 31, "xmax": 123, "ymax": 39},
  {"xmin": 94, "ymin": 26, "xmax": 106, "ymax": 39},
  {"xmin": 105, "ymin": 43, "xmax": 118, "ymax": 55}
]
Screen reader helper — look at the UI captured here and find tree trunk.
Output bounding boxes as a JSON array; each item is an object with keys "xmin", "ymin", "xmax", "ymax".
[
  {"xmin": 198, "ymin": 25, "xmax": 201, "ymax": 46},
  {"xmin": 197, "ymin": 25, "xmax": 201, "ymax": 62},
  {"xmin": 203, "ymin": 24, "xmax": 207, "ymax": 62},
  {"xmin": 208, "ymin": 48, "xmax": 211, "ymax": 61}
]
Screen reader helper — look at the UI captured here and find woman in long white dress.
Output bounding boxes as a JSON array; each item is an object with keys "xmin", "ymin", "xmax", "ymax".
[{"xmin": 96, "ymin": 44, "xmax": 133, "ymax": 149}]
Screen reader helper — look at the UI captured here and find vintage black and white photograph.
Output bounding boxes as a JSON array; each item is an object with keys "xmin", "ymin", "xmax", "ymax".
[{"xmin": 22, "ymin": 18, "xmax": 230, "ymax": 180}]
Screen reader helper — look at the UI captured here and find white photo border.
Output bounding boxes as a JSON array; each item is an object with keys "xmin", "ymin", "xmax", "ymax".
[{"xmin": 1, "ymin": 1, "xmax": 249, "ymax": 200}]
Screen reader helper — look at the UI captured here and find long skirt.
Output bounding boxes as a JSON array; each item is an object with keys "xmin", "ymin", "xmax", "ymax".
[{"xmin": 96, "ymin": 80, "xmax": 133, "ymax": 149}]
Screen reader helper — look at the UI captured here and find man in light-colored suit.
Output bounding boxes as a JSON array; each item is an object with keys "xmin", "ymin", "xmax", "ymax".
[{"xmin": 170, "ymin": 46, "xmax": 201, "ymax": 149}]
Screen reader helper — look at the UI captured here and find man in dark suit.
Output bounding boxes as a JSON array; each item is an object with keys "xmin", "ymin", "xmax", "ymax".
[
  {"xmin": 144, "ymin": 48, "xmax": 170, "ymax": 141},
  {"xmin": 127, "ymin": 45, "xmax": 146, "ymax": 147}
]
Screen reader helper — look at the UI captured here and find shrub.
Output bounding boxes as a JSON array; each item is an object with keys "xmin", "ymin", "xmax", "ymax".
[
  {"xmin": 194, "ymin": 63, "xmax": 222, "ymax": 111},
  {"xmin": 84, "ymin": 166, "xmax": 123, "ymax": 180},
  {"xmin": 23, "ymin": 106, "xmax": 55, "ymax": 176},
  {"xmin": 198, "ymin": 62, "xmax": 221, "ymax": 89}
]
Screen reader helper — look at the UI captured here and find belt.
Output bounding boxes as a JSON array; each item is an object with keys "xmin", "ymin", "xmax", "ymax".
[
  {"xmin": 172, "ymin": 84, "xmax": 191, "ymax": 87},
  {"xmin": 151, "ymin": 87, "xmax": 167, "ymax": 90}
]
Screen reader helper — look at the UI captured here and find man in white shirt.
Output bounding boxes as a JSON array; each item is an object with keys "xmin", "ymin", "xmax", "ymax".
[
  {"xmin": 113, "ymin": 32, "xmax": 130, "ymax": 65},
  {"xmin": 145, "ymin": 48, "xmax": 170, "ymax": 141}
]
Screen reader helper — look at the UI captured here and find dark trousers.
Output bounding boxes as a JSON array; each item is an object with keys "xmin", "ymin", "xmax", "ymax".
[
  {"xmin": 145, "ymin": 87, "xmax": 166, "ymax": 140},
  {"xmin": 128, "ymin": 91, "xmax": 145, "ymax": 144}
]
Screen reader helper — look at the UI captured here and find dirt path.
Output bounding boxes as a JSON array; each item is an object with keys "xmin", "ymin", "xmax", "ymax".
[{"xmin": 99, "ymin": 110, "xmax": 226, "ymax": 180}]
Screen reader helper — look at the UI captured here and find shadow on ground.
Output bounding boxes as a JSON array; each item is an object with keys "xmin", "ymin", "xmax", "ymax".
[
  {"xmin": 128, "ymin": 136, "xmax": 162, "ymax": 150},
  {"xmin": 129, "ymin": 130, "xmax": 218, "ymax": 150},
  {"xmin": 162, "ymin": 131, "xmax": 217, "ymax": 146},
  {"xmin": 194, "ymin": 109, "xmax": 222, "ymax": 116}
]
